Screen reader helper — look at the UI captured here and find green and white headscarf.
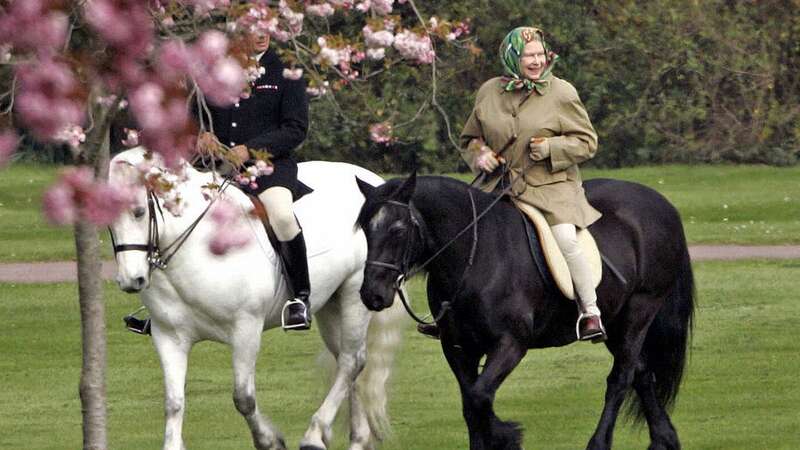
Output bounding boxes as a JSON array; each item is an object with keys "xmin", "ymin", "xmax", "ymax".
[{"xmin": 500, "ymin": 27, "xmax": 559, "ymax": 95}]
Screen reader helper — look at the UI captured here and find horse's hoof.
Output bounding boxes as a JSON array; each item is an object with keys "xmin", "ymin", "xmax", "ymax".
[{"xmin": 299, "ymin": 446, "xmax": 325, "ymax": 450}]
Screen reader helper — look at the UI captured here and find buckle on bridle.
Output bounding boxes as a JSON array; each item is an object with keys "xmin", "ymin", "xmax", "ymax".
[{"xmin": 148, "ymin": 253, "xmax": 167, "ymax": 270}]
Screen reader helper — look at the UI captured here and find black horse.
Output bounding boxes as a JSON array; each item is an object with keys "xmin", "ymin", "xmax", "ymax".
[{"xmin": 356, "ymin": 174, "xmax": 694, "ymax": 450}]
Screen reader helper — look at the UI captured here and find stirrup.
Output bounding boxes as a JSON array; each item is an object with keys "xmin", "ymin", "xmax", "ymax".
[
  {"xmin": 281, "ymin": 298, "xmax": 311, "ymax": 331},
  {"xmin": 124, "ymin": 315, "xmax": 151, "ymax": 335},
  {"xmin": 576, "ymin": 312, "xmax": 606, "ymax": 342}
]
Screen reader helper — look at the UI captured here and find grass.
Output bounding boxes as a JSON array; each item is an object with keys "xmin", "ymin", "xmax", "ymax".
[
  {"xmin": 1, "ymin": 163, "xmax": 798, "ymax": 263},
  {"xmin": 2, "ymin": 259, "xmax": 799, "ymax": 449},
  {"xmin": 0, "ymin": 164, "xmax": 82, "ymax": 262}
]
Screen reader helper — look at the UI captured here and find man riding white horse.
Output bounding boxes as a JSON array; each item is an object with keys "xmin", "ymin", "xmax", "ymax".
[{"xmin": 125, "ymin": 29, "xmax": 312, "ymax": 333}]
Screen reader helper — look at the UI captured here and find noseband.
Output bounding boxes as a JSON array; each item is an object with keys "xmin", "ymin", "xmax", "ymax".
[{"xmin": 109, "ymin": 180, "xmax": 231, "ymax": 276}]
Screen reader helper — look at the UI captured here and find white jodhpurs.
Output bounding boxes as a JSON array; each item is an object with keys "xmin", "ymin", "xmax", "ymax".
[
  {"xmin": 258, "ymin": 187, "xmax": 301, "ymax": 242},
  {"xmin": 550, "ymin": 223, "xmax": 601, "ymax": 317}
]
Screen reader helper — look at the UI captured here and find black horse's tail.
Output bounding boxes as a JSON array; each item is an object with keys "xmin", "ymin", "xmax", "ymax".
[{"xmin": 631, "ymin": 244, "xmax": 695, "ymax": 421}]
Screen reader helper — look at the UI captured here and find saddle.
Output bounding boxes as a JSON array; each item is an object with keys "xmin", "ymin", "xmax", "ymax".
[{"xmin": 512, "ymin": 199, "xmax": 602, "ymax": 301}]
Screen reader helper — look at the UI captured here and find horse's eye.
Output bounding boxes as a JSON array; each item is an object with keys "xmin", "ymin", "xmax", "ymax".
[
  {"xmin": 388, "ymin": 223, "xmax": 406, "ymax": 235},
  {"xmin": 133, "ymin": 206, "xmax": 146, "ymax": 219}
]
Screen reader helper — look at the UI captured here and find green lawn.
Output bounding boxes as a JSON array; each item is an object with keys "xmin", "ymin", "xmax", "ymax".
[
  {"xmin": 2, "ymin": 163, "xmax": 798, "ymax": 263},
  {"xmin": 2, "ymin": 260, "xmax": 798, "ymax": 449}
]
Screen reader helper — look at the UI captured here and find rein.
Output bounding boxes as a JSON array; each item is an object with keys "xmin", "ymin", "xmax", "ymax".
[
  {"xmin": 366, "ymin": 174, "xmax": 514, "ymax": 325},
  {"xmin": 110, "ymin": 179, "xmax": 232, "ymax": 275}
]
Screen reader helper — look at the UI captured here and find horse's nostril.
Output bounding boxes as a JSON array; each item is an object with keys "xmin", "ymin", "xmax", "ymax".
[{"xmin": 134, "ymin": 276, "xmax": 146, "ymax": 288}]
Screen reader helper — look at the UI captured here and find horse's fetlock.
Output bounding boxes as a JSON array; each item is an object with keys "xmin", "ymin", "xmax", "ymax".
[
  {"xmin": 233, "ymin": 391, "xmax": 257, "ymax": 416},
  {"xmin": 164, "ymin": 396, "xmax": 184, "ymax": 416}
]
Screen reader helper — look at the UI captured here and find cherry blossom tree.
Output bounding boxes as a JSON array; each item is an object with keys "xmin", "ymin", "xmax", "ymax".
[{"xmin": 0, "ymin": 1, "xmax": 472, "ymax": 447}]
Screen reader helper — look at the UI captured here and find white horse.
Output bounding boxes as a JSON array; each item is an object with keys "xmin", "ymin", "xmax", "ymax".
[{"xmin": 108, "ymin": 148, "xmax": 405, "ymax": 450}]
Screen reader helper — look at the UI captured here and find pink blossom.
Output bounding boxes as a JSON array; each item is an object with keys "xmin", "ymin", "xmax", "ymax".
[
  {"xmin": 279, "ymin": 1, "xmax": 305, "ymax": 39},
  {"xmin": 351, "ymin": 50, "xmax": 366, "ymax": 63},
  {"xmin": 14, "ymin": 59, "xmax": 84, "ymax": 140},
  {"xmin": 43, "ymin": 182, "xmax": 78, "ymax": 225},
  {"xmin": 371, "ymin": 0, "xmax": 394, "ymax": 15},
  {"xmin": 306, "ymin": 81, "xmax": 330, "ymax": 97},
  {"xmin": 42, "ymin": 167, "xmax": 135, "ymax": 226},
  {"xmin": 306, "ymin": 3, "xmax": 336, "ymax": 17},
  {"xmin": 55, "ymin": 125, "xmax": 86, "ymax": 149},
  {"xmin": 121, "ymin": 128, "xmax": 140, "ymax": 147},
  {"xmin": 208, "ymin": 199, "xmax": 251, "ymax": 255},
  {"xmin": 282, "ymin": 68, "xmax": 304, "ymax": 80},
  {"xmin": 177, "ymin": 0, "xmax": 231, "ymax": 15},
  {"xmin": 366, "ymin": 47, "xmax": 385, "ymax": 60},
  {"xmin": 393, "ymin": 30, "xmax": 435, "ymax": 64},
  {"xmin": 369, "ymin": 121, "xmax": 394, "ymax": 145},
  {"xmin": 129, "ymin": 83, "xmax": 193, "ymax": 167},
  {"xmin": 0, "ymin": 130, "xmax": 19, "ymax": 168},
  {"xmin": 83, "ymin": 0, "xmax": 153, "ymax": 58},
  {"xmin": 82, "ymin": 183, "xmax": 136, "ymax": 226},
  {"xmin": 0, "ymin": 0, "xmax": 68, "ymax": 55},
  {"xmin": 158, "ymin": 33, "xmax": 245, "ymax": 105},
  {"xmin": 363, "ymin": 25, "xmax": 394, "ymax": 48}
]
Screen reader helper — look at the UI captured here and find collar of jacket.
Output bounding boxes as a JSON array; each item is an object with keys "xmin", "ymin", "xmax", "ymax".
[{"xmin": 258, "ymin": 49, "xmax": 281, "ymax": 68}]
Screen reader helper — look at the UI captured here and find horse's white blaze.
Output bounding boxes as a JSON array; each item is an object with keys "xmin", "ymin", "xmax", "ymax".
[{"xmin": 108, "ymin": 148, "xmax": 400, "ymax": 450}]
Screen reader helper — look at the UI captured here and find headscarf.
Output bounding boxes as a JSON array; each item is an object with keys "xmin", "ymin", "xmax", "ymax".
[{"xmin": 500, "ymin": 27, "xmax": 559, "ymax": 95}]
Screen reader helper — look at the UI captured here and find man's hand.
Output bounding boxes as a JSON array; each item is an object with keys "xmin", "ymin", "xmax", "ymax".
[
  {"xmin": 529, "ymin": 137, "xmax": 550, "ymax": 161},
  {"xmin": 197, "ymin": 131, "xmax": 220, "ymax": 154}
]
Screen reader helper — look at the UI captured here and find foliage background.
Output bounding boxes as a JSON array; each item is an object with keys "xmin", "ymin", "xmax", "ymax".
[
  {"xmin": 298, "ymin": 0, "xmax": 800, "ymax": 172},
  {"xmin": 5, "ymin": 0, "xmax": 800, "ymax": 171}
]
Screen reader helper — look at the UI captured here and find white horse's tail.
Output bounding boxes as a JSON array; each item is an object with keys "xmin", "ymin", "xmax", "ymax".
[{"xmin": 357, "ymin": 290, "xmax": 408, "ymax": 442}]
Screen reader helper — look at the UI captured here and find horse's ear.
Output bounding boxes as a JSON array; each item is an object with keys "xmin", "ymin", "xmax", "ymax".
[
  {"xmin": 393, "ymin": 171, "xmax": 417, "ymax": 203},
  {"xmin": 355, "ymin": 176, "xmax": 377, "ymax": 199}
]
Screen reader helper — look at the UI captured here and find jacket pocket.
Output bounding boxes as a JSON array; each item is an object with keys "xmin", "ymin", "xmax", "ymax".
[{"xmin": 522, "ymin": 163, "xmax": 567, "ymax": 186}]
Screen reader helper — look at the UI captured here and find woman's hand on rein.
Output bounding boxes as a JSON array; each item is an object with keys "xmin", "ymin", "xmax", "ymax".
[
  {"xmin": 476, "ymin": 145, "xmax": 505, "ymax": 172},
  {"xmin": 529, "ymin": 137, "xmax": 550, "ymax": 161}
]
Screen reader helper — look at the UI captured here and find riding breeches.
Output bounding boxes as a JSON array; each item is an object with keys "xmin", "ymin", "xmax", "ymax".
[
  {"xmin": 550, "ymin": 223, "xmax": 601, "ymax": 317},
  {"xmin": 258, "ymin": 187, "xmax": 301, "ymax": 242}
]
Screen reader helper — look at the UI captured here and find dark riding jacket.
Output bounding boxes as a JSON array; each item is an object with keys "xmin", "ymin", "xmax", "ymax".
[{"xmin": 199, "ymin": 50, "xmax": 309, "ymax": 196}]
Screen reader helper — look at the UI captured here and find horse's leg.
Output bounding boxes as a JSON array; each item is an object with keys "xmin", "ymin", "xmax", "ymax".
[
  {"xmin": 441, "ymin": 341, "xmax": 482, "ymax": 449},
  {"xmin": 632, "ymin": 369, "xmax": 681, "ymax": 450},
  {"xmin": 152, "ymin": 330, "xmax": 191, "ymax": 450},
  {"xmin": 446, "ymin": 334, "xmax": 527, "ymax": 450},
  {"xmin": 300, "ymin": 287, "xmax": 371, "ymax": 450},
  {"xmin": 586, "ymin": 293, "xmax": 662, "ymax": 450},
  {"xmin": 231, "ymin": 321, "xmax": 286, "ymax": 450}
]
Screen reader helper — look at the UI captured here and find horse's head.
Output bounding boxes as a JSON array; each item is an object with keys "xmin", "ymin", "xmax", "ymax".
[
  {"xmin": 356, "ymin": 172, "xmax": 421, "ymax": 311},
  {"xmin": 108, "ymin": 150, "xmax": 157, "ymax": 293}
]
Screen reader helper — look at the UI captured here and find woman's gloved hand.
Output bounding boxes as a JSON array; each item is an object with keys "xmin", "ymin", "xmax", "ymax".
[
  {"xmin": 529, "ymin": 137, "xmax": 550, "ymax": 161},
  {"xmin": 476, "ymin": 144, "xmax": 506, "ymax": 172}
]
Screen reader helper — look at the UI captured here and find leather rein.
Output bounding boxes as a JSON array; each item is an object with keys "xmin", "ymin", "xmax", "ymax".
[{"xmin": 365, "ymin": 179, "xmax": 513, "ymax": 325}]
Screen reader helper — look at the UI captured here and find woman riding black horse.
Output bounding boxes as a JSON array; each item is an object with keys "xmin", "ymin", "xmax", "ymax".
[{"xmin": 356, "ymin": 173, "xmax": 694, "ymax": 450}]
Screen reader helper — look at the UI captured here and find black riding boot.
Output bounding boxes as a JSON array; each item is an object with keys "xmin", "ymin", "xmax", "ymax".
[{"xmin": 279, "ymin": 230, "xmax": 312, "ymax": 331}]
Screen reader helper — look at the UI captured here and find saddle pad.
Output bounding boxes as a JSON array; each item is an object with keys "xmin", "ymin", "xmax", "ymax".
[{"xmin": 512, "ymin": 200, "xmax": 602, "ymax": 301}]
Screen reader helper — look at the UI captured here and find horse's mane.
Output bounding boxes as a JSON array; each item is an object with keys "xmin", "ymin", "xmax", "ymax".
[{"xmin": 357, "ymin": 175, "xmax": 507, "ymax": 229}]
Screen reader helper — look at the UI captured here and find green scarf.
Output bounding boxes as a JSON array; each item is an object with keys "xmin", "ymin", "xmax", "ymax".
[{"xmin": 500, "ymin": 27, "xmax": 559, "ymax": 95}]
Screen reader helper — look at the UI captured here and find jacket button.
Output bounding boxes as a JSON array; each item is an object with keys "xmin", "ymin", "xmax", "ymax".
[
  {"xmin": 234, "ymin": 103, "xmax": 240, "ymax": 108},
  {"xmin": 230, "ymin": 141, "xmax": 236, "ymax": 146},
  {"xmin": 231, "ymin": 122, "xmax": 237, "ymax": 127},
  {"xmin": 512, "ymin": 112, "xmax": 517, "ymax": 117}
]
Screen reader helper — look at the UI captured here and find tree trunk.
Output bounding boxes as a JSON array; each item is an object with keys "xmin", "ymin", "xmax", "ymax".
[
  {"xmin": 75, "ymin": 217, "xmax": 107, "ymax": 450},
  {"xmin": 75, "ymin": 99, "xmax": 116, "ymax": 450}
]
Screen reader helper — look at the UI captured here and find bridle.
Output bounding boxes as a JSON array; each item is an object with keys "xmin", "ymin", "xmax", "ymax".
[
  {"xmin": 364, "ymin": 185, "xmax": 510, "ymax": 325},
  {"xmin": 109, "ymin": 180, "xmax": 230, "ymax": 277},
  {"xmin": 109, "ymin": 189, "xmax": 166, "ymax": 272}
]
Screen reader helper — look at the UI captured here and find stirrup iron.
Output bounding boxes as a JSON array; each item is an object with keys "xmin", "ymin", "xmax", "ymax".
[{"xmin": 281, "ymin": 298, "xmax": 311, "ymax": 331}]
